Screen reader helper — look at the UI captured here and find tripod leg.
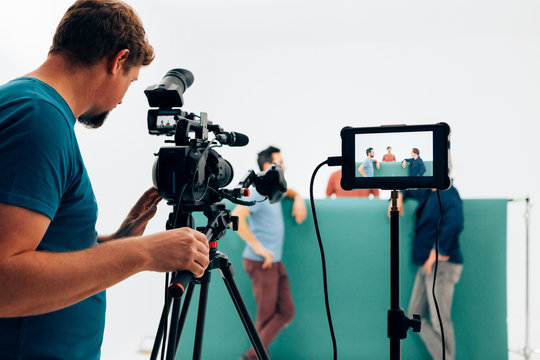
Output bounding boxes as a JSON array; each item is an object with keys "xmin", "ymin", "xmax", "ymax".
[
  {"xmin": 151, "ymin": 294, "xmax": 173, "ymax": 360},
  {"xmin": 218, "ymin": 261, "xmax": 270, "ymax": 360},
  {"xmin": 151, "ymin": 282, "xmax": 196, "ymax": 360},
  {"xmin": 192, "ymin": 271, "xmax": 211, "ymax": 360},
  {"xmin": 166, "ymin": 298, "xmax": 182, "ymax": 360},
  {"xmin": 174, "ymin": 281, "xmax": 195, "ymax": 348}
]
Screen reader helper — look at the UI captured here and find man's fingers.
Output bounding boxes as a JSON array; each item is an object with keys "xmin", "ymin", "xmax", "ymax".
[
  {"xmin": 189, "ymin": 262, "xmax": 207, "ymax": 278},
  {"xmin": 133, "ymin": 187, "xmax": 161, "ymax": 212},
  {"xmin": 262, "ymin": 258, "xmax": 272, "ymax": 269},
  {"xmin": 142, "ymin": 191, "xmax": 161, "ymax": 211},
  {"xmin": 150, "ymin": 192, "xmax": 162, "ymax": 206},
  {"xmin": 188, "ymin": 228, "xmax": 209, "ymax": 248},
  {"xmin": 292, "ymin": 208, "xmax": 307, "ymax": 224},
  {"xmin": 141, "ymin": 205, "xmax": 158, "ymax": 222}
]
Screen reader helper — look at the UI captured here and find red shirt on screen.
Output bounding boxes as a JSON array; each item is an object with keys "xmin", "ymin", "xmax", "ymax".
[{"xmin": 382, "ymin": 154, "xmax": 396, "ymax": 162}]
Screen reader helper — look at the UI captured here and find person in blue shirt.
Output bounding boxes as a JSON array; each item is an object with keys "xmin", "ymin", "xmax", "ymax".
[
  {"xmin": 232, "ymin": 146, "xmax": 307, "ymax": 360},
  {"xmin": 0, "ymin": 1, "xmax": 209, "ymax": 359},
  {"xmin": 394, "ymin": 186, "xmax": 464, "ymax": 360},
  {"xmin": 402, "ymin": 147, "xmax": 426, "ymax": 176},
  {"xmin": 358, "ymin": 147, "xmax": 381, "ymax": 177}
]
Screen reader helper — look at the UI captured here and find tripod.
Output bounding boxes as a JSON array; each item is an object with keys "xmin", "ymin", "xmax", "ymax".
[
  {"xmin": 150, "ymin": 203, "xmax": 269, "ymax": 360},
  {"xmin": 387, "ymin": 190, "xmax": 421, "ymax": 360}
]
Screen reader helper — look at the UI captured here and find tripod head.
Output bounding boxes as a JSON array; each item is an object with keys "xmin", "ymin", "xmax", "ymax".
[{"xmin": 167, "ymin": 203, "xmax": 237, "ymax": 298}]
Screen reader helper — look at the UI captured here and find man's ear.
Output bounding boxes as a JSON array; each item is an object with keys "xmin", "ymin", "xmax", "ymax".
[{"xmin": 109, "ymin": 49, "xmax": 130, "ymax": 74}]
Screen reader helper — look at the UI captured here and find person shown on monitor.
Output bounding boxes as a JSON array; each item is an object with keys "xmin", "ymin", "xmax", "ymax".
[
  {"xmin": 402, "ymin": 148, "xmax": 426, "ymax": 176},
  {"xmin": 382, "ymin": 146, "xmax": 396, "ymax": 162},
  {"xmin": 358, "ymin": 147, "xmax": 380, "ymax": 177}
]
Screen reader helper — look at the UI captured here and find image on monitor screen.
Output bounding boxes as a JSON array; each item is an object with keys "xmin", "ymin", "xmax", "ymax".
[{"xmin": 354, "ymin": 131, "xmax": 433, "ymax": 178}]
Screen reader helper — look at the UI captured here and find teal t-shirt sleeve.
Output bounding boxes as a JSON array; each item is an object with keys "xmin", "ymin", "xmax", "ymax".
[{"xmin": 0, "ymin": 98, "xmax": 72, "ymax": 220}]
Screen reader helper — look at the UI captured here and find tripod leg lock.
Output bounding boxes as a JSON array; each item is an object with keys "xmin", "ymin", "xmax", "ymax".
[{"xmin": 387, "ymin": 308, "xmax": 422, "ymax": 339}]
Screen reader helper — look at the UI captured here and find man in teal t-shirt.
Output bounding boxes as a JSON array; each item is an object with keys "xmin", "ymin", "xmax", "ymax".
[{"xmin": 0, "ymin": 1, "xmax": 210, "ymax": 359}]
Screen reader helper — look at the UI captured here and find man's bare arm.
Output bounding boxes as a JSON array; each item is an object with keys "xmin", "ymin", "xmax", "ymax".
[
  {"xmin": 0, "ymin": 202, "xmax": 209, "ymax": 317},
  {"xmin": 285, "ymin": 188, "xmax": 307, "ymax": 224},
  {"xmin": 358, "ymin": 164, "xmax": 367, "ymax": 177}
]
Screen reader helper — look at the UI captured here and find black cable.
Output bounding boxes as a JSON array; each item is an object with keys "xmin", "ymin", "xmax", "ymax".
[
  {"xmin": 309, "ymin": 159, "xmax": 338, "ymax": 360},
  {"xmin": 192, "ymin": 146, "xmax": 213, "ymax": 202},
  {"xmin": 433, "ymin": 190, "xmax": 446, "ymax": 360},
  {"xmin": 162, "ymin": 272, "xmax": 169, "ymax": 360}
]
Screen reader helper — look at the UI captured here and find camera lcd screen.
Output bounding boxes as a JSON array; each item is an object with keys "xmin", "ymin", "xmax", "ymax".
[
  {"xmin": 155, "ymin": 115, "xmax": 178, "ymax": 130},
  {"xmin": 147, "ymin": 109, "xmax": 182, "ymax": 135},
  {"xmin": 341, "ymin": 123, "xmax": 451, "ymax": 190}
]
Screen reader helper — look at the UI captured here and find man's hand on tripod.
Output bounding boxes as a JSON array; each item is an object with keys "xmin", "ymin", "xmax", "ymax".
[{"xmin": 141, "ymin": 228, "xmax": 210, "ymax": 278}]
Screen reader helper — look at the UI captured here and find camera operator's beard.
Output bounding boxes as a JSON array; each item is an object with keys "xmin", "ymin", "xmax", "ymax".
[{"xmin": 78, "ymin": 110, "xmax": 110, "ymax": 129}]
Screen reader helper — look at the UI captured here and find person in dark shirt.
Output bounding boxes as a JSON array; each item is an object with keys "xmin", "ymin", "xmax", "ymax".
[
  {"xmin": 394, "ymin": 186, "xmax": 463, "ymax": 360},
  {"xmin": 402, "ymin": 148, "xmax": 426, "ymax": 176}
]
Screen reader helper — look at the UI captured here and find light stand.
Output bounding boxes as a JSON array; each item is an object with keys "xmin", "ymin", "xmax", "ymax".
[
  {"xmin": 509, "ymin": 197, "xmax": 540, "ymax": 360},
  {"xmin": 388, "ymin": 190, "xmax": 421, "ymax": 360}
]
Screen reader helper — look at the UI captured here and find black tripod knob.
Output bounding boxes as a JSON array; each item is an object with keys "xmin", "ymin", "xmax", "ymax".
[{"xmin": 409, "ymin": 314, "xmax": 421, "ymax": 333}]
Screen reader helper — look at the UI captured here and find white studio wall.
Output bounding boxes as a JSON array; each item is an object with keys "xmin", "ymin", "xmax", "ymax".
[{"xmin": 1, "ymin": 1, "xmax": 539, "ymax": 359}]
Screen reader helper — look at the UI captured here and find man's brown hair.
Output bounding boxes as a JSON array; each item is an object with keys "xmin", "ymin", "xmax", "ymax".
[{"xmin": 49, "ymin": 0, "xmax": 154, "ymax": 69}]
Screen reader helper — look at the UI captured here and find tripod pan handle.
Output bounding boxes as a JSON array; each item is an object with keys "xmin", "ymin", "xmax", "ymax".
[{"xmin": 168, "ymin": 270, "xmax": 193, "ymax": 298}]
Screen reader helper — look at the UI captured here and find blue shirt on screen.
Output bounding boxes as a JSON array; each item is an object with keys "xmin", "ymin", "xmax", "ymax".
[
  {"xmin": 0, "ymin": 77, "xmax": 104, "ymax": 360},
  {"xmin": 362, "ymin": 158, "xmax": 375, "ymax": 177},
  {"xmin": 242, "ymin": 189, "xmax": 285, "ymax": 262}
]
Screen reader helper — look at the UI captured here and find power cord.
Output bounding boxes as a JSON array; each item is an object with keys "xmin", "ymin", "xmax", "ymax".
[
  {"xmin": 309, "ymin": 157, "xmax": 341, "ymax": 360},
  {"xmin": 433, "ymin": 190, "xmax": 446, "ymax": 360}
]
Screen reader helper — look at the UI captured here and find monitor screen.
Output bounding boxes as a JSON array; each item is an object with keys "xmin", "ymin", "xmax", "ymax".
[
  {"xmin": 354, "ymin": 131, "xmax": 433, "ymax": 178},
  {"xmin": 341, "ymin": 123, "xmax": 451, "ymax": 190}
]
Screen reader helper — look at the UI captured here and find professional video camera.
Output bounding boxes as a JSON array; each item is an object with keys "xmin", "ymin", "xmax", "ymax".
[
  {"xmin": 144, "ymin": 69, "xmax": 281, "ymax": 360},
  {"xmin": 145, "ymin": 68, "xmax": 286, "ymax": 209}
]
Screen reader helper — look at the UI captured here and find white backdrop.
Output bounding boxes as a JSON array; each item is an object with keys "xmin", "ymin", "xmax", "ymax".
[{"xmin": 1, "ymin": 1, "xmax": 539, "ymax": 358}]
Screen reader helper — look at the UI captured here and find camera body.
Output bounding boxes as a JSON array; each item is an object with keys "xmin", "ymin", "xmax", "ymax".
[
  {"xmin": 145, "ymin": 68, "xmax": 286, "ymax": 206},
  {"xmin": 152, "ymin": 140, "xmax": 233, "ymax": 204}
]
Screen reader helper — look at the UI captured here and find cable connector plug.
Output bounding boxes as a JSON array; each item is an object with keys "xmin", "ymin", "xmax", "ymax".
[{"xmin": 327, "ymin": 156, "xmax": 343, "ymax": 167}]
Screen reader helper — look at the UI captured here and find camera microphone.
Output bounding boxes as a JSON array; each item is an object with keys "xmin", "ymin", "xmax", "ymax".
[{"xmin": 215, "ymin": 131, "xmax": 249, "ymax": 147}]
